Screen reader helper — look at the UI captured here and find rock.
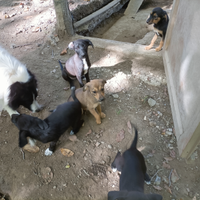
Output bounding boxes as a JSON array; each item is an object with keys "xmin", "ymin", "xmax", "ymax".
[
  {"xmin": 51, "ymin": 69, "xmax": 56, "ymax": 73},
  {"xmin": 165, "ymin": 131, "xmax": 172, "ymax": 136},
  {"xmin": 96, "ymin": 142, "xmax": 100, "ymax": 147},
  {"xmin": 149, "ymin": 121, "xmax": 156, "ymax": 127},
  {"xmin": 112, "ymin": 94, "xmax": 119, "ymax": 99},
  {"xmin": 108, "ymin": 145, "xmax": 112, "ymax": 149},
  {"xmin": 144, "ymin": 116, "xmax": 147, "ymax": 120},
  {"xmin": 148, "ymin": 98, "xmax": 156, "ymax": 107}
]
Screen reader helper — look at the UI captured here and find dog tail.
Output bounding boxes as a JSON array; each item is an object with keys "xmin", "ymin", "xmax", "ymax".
[
  {"xmin": 71, "ymin": 86, "xmax": 78, "ymax": 102},
  {"xmin": 130, "ymin": 125, "xmax": 138, "ymax": 149},
  {"xmin": 58, "ymin": 60, "xmax": 64, "ymax": 71}
]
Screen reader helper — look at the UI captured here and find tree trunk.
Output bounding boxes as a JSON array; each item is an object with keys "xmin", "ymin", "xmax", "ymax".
[{"xmin": 53, "ymin": 0, "xmax": 74, "ymax": 38}]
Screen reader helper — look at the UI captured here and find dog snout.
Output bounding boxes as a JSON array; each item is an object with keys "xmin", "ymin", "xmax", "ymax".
[
  {"xmin": 99, "ymin": 97, "xmax": 105, "ymax": 102},
  {"xmin": 35, "ymin": 105, "xmax": 45, "ymax": 112}
]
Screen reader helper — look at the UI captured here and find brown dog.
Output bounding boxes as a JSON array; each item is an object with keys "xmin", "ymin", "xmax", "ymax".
[{"xmin": 69, "ymin": 79, "xmax": 106, "ymax": 124}]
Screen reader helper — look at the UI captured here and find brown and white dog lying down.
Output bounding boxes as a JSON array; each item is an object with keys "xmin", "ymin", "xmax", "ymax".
[
  {"xmin": 68, "ymin": 79, "xmax": 106, "ymax": 124},
  {"xmin": 0, "ymin": 45, "xmax": 43, "ymax": 116},
  {"xmin": 108, "ymin": 126, "xmax": 163, "ymax": 200},
  {"xmin": 11, "ymin": 87, "xmax": 84, "ymax": 156},
  {"xmin": 59, "ymin": 39, "xmax": 94, "ymax": 88}
]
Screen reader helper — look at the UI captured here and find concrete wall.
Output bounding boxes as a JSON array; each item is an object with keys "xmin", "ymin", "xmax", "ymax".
[{"xmin": 163, "ymin": 0, "xmax": 200, "ymax": 158}]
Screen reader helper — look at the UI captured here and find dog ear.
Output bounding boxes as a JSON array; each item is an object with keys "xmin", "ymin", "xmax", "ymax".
[
  {"xmin": 19, "ymin": 130, "xmax": 28, "ymax": 148},
  {"xmin": 102, "ymin": 79, "xmax": 107, "ymax": 85},
  {"xmin": 87, "ymin": 40, "xmax": 94, "ymax": 48},
  {"xmin": 35, "ymin": 118, "xmax": 48, "ymax": 130},
  {"xmin": 83, "ymin": 84, "xmax": 89, "ymax": 92}
]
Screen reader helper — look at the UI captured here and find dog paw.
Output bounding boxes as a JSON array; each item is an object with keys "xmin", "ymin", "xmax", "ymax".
[
  {"xmin": 145, "ymin": 46, "xmax": 151, "ymax": 50},
  {"xmin": 23, "ymin": 144, "xmax": 40, "ymax": 153},
  {"xmin": 45, "ymin": 148, "xmax": 53, "ymax": 156},
  {"xmin": 155, "ymin": 47, "xmax": 162, "ymax": 52},
  {"xmin": 100, "ymin": 112, "xmax": 106, "ymax": 119},
  {"xmin": 96, "ymin": 119, "xmax": 101, "ymax": 124}
]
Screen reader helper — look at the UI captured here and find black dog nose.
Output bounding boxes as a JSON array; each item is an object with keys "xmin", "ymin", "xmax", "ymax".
[{"xmin": 99, "ymin": 97, "xmax": 105, "ymax": 102}]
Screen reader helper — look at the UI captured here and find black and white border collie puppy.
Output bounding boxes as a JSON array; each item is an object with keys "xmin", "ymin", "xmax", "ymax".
[{"xmin": 0, "ymin": 46, "xmax": 42, "ymax": 116}]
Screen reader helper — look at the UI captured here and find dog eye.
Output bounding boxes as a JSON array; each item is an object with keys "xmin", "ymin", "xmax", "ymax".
[
  {"xmin": 101, "ymin": 88, "xmax": 104, "ymax": 91},
  {"xmin": 93, "ymin": 91, "xmax": 97, "ymax": 94}
]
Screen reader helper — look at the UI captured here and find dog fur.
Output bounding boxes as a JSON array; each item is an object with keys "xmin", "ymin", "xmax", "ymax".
[
  {"xmin": 108, "ymin": 126, "xmax": 163, "ymax": 200},
  {"xmin": 11, "ymin": 87, "xmax": 83, "ymax": 156},
  {"xmin": 145, "ymin": 7, "xmax": 169, "ymax": 52},
  {"xmin": 69, "ymin": 79, "xmax": 106, "ymax": 124},
  {"xmin": 0, "ymin": 46, "xmax": 42, "ymax": 116},
  {"xmin": 59, "ymin": 39, "xmax": 94, "ymax": 88}
]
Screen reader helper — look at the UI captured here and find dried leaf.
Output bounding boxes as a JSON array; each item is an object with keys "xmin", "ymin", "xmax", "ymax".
[
  {"xmin": 60, "ymin": 148, "xmax": 74, "ymax": 157},
  {"xmin": 164, "ymin": 157, "xmax": 173, "ymax": 162},
  {"xmin": 162, "ymin": 162, "xmax": 171, "ymax": 169},
  {"xmin": 170, "ymin": 150, "xmax": 176, "ymax": 158},
  {"xmin": 116, "ymin": 129, "xmax": 125, "ymax": 143},
  {"xmin": 5, "ymin": 14, "xmax": 9, "ymax": 19},
  {"xmin": 153, "ymin": 185, "xmax": 163, "ymax": 191},
  {"xmin": 41, "ymin": 167, "xmax": 53, "ymax": 184},
  {"xmin": 60, "ymin": 48, "xmax": 68, "ymax": 55},
  {"xmin": 171, "ymin": 169, "xmax": 180, "ymax": 183},
  {"xmin": 127, "ymin": 120, "xmax": 132, "ymax": 134},
  {"xmin": 164, "ymin": 184, "xmax": 172, "ymax": 194},
  {"xmin": 65, "ymin": 164, "xmax": 70, "ymax": 169},
  {"xmin": 86, "ymin": 129, "xmax": 92, "ymax": 136}
]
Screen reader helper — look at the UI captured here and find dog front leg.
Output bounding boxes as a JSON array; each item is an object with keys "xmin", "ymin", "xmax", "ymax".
[
  {"xmin": 85, "ymin": 72, "xmax": 90, "ymax": 83},
  {"xmin": 96, "ymin": 104, "xmax": 106, "ymax": 119},
  {"xmin": 45, "ymin": 140, "xmax": 57, "ymax": 156},
  {"xmin": 155, "ymin": 39, "xmax": 164, "ymax": 51},
  {"xmin": 145, "ymin": 34, "xmax": 158, "ymax": 50},
  {"xmin": 89, "ymin": 108, "xmax": 101, "ymax": 124}
]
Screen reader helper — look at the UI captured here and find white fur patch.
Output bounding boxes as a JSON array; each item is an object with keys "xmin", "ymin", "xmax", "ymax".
[
  {"xmin": 28, "ymin": 138, "xmax": 36, "ymax": 146},
  {"xmin": 70, "ymin": 130, "xmax": 74, "ymax": 135},
  {"xmin": 82, "ymin": 58, "xmax": 89, "ymax": 75},
  {"xmin": 45, "ymin": 148, "xmax": 53, "ymax": 156},
  {"xmin": 145, "ymin": 180, "xmax": 151, "ymax": 185},
  {"xmin": 0, "ymin": 46, "xmax": 31, "ymax": 115},
  {"xmin": 30, "ymin": 94, "xmax": 41, "ymax": 112},
  {"xmin": 112, "ymin": 168, "xmax": 117, "ymax": 172}
]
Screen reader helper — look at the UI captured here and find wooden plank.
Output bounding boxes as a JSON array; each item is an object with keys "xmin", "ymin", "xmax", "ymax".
[{"xmin": 124, "ymin": 0, "xmax": 144, "ymax": 16}]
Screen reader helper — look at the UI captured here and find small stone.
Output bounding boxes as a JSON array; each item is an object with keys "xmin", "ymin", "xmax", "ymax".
[
  {"xmin": 112, "ymin": 94, "xmax": 119, "ymax": 99},
  {"xmin": 148, "ymin": 98, "xmax": 156, "ymax": 107},
  {"xmin": 154, "ymin": 175, "xmax": 161, "ymax": 185},
  {"xmin": 108, "ymin": 145, "xmax": 112, "ymax": 149},
  {"xmin": 144, "ymin": 116, "xmax": 147, "ymax": 120},
  {"xmin": 95, "ymin": 142, "xmax": 100, "ymax": 147},
  {"xmin": 53, "ymin": 186, "xmax": 56, "ymax": 189},
  {"xmin": 149, "ymin": 121, "xmax": 156, "ymax": 127},
  {"xmin": 139, "ymin": 137, "xmax": 143, "ymax": 141},
  {"xmin": 165, "ymin": 131, "xmax": 172, "ymax": 136}
]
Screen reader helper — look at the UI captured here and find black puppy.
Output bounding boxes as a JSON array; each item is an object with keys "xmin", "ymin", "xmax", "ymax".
[
  {"xmin": 11, "ymin": 87, "xmax": 84, "ymax": 156},
  {"xmin": 59, "ymin": 39, "xmax": 94, "ymax": 88},
  {"xmin": 108, "ymin": 126, "xmax": 162, "ymax": 200},
  {"xmin": 145, "ymin": 7, "xmax": 169, "ymax": 52}
]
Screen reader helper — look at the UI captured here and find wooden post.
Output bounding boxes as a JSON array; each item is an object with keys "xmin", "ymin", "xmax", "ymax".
[{"xmin": 53, "ymin": 0, "xmax": 74, "ymax": 38}]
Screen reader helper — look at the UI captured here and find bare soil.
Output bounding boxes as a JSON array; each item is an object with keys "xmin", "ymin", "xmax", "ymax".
[{"xmin": 0, "ymin": 0, "xmax": 200, "ymax": 200}]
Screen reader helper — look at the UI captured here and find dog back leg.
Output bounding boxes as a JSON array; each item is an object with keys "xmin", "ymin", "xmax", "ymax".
[
  {"xmin": 70, "ymin": 118, "xmax": 84, "ymax": 135},
  {"xmin": 145, "ymin": 34, "xmax": 158, "ymax": 50},
  {"xmin": 85, "ymin": 72, "xmax": 90, "ymax": 83}
]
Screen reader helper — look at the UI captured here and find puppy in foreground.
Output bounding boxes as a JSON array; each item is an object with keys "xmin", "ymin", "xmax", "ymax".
[
  {"xmin": 108, "ymin": 125, "xmax": 162, "ymax": 200},
  {"xmin": 145, "ymin": 7, "xmax": 169, "ymax": 52},
  {"xmin": 11, "ymin": 87, "xmax": 84, "ymax": 156},
  {"xmin": 59, "ymin": 39, "xmax": 94, "ymax": 88},
  {"xmin": 69, "ymin": 79, "xmax": 106, "ymax": 124},
  {"xmin": 0, "ymin": 46, "xmax": 42, "ymax": 116}
]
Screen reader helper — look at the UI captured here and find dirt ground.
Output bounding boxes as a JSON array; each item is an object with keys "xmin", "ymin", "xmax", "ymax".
[{"xmin": 0, "ymin": 0, "xmax": 200, "ymax": 200}]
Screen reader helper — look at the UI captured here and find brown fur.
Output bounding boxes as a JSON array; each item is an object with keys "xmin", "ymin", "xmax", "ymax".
[{"xmin": 69, "ymin": 79, "xmax": 107, "ymax": 124}]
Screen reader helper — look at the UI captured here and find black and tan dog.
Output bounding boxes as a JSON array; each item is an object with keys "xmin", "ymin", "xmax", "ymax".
[
  {"xmin": 145, "ymin": 7, "xmax": 169, "ymax": 52},
  {"xmin": 108, "ymin": 125, "xmax": 163, "ymax": 200},
  {"xmin": 11, "ymin": 87, "xmax": 84, "ymax": 156},
  {"xmin": 59, "ymin": 39, "xmax": 94, "ymax": 88},
  {"xmin": 69, "ymin": 79, "xmax": 106, "ymax": 125}
]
